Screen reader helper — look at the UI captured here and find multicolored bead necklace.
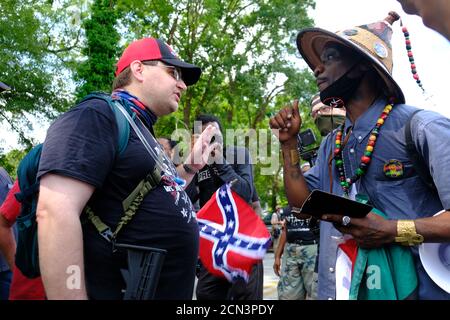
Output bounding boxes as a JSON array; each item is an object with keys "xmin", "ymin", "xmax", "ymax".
[
  {"xmin": 401, "ymin": 21, "xmax": 424, "ymax": 92},
  {"xmin": 334, "ymin": 102, "xmax": 394, "ymax": 196}
]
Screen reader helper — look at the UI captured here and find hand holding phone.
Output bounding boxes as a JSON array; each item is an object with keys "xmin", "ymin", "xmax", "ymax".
[{"xmin": 294, "ymin": 190, "xmax": 373, "ymax": 219}]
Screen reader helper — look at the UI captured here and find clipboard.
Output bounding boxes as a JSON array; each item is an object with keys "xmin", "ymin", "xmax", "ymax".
[{"xmin": 296, "ymin": 190, "xmax": 373, "ymax": 219}]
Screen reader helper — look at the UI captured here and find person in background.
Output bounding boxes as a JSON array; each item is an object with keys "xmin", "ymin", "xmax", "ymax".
[
  {"xmin": 0, "ymin": 180, "xmax": 46, "ymax": 300},
  {"xmin": 397, "ymin": 0, "xmax": 450, "ymax": 40},
  {"xmin": 157, "ymin": 137, "xmax": 175, "ymax": 160},
  {"xmin": 300, "ymin": 163, "xmax": 311, "ymax": 173},
  {"xmin": 273, "ymin": 205, "xmax": 319, "ymax": 300},
  {"xmin": 251, "ymin": 187, "xmax": 263, "ymax": 216},
  {"xmin": 0, "ymin": 167, "xmax": 13, "ymax": 299},
  {"xmin": 310, "ymin": 93, "xmax": 346, "ymax": 137},
  {"xmin": 189, "ymin": 114, "xmax": 263, "ymax": 300}
]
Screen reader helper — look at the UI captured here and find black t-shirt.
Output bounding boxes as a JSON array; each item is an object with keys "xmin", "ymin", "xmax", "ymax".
[
  {"xmin": 195, "ymin": 146, "xmax": 254, "ymax": 207},
  {"xmin": 38, "ymin": 98, "xmax": 198, "ymax": 299},
  {"xmin": 280, "ymin": 206, "xmax": 319, "ymax": 243}
]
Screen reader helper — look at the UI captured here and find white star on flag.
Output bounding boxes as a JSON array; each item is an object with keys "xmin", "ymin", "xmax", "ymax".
[
  {"xmin": 182, "ymin": 193, "xmax": 189, "ymax": 204},
  {"xmin": 225, "ymin": 204, "xmax": 231, "ymax": 212},
  {"xmin": 220, "ymin": 189, "xmax": 227, "ymax": 198}
]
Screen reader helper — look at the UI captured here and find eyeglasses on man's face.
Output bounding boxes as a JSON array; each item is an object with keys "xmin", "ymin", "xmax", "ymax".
[
  {"xmin": 311, "ymin": 104, "xmax": 333, "ymax": 118},
  {"xmin": 142, "ymin": 61, "xmax": 183, "ymax": 82}
]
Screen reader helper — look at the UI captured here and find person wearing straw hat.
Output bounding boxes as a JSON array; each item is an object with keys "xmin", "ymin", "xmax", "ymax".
[
  {"xmin": 270, "ymin": 12, "xmax": 450, "ymax": 299},
  {"xmin": 36, "ymin": 38, "xmax": 217, "ymax": 299}
]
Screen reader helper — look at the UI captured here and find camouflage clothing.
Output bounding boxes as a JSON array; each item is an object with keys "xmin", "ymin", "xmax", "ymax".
[{"xmin": 277, "ymin": 243, "xmax": 318, "ymax": 300}]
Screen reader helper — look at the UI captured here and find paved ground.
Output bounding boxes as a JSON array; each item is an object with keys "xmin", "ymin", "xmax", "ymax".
[
  {"xmin": 192, "ymin": 252, "xmax": 280, "ymax": 300},
  {"xmin": 263, "ymin": 252, "xmax": 279, "ymax": 300}
]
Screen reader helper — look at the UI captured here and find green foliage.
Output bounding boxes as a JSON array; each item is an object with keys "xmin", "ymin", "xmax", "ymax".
[
  {"xmin": 0, "ymin": 0, "xmax": 81, "ymax": 148},
  {"xmin": 0, "ymin": 148, "xmax": 28, "ymax": 179},
  {"xmin": 115, "ymin": 0, "xmax": 318, "ymax": 209},
  {"xmin": 75, "ymin": 0, "xmax": 120, "ymax": 99},
  {"xmin": 1, "ymin": 0, "xmax": 320, "ymax": 209}
]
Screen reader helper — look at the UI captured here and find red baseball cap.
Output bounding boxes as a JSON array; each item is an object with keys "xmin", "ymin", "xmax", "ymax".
[{"xmin": 115, "ymin": 38, "xmax": 202, "ymax": 86}]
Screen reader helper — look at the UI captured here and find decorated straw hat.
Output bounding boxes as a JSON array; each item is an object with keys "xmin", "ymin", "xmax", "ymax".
[{"xmin": 297, "ymin": 11, "xmax": 405, "ymax": 104}]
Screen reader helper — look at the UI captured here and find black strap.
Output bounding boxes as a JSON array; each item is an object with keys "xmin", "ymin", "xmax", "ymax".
[{"xmin": 404, "ymin": 110, "xmax": 437, "ymax": 192}]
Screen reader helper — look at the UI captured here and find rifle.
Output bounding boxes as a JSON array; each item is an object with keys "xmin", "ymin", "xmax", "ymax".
[{"xmin": 115, "ymin": 243, "xmax": 167, "ymax": 300}]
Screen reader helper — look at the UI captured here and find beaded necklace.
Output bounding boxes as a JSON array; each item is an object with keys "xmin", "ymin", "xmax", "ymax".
[
  {"xmin": 334, "ymin": 102, "xmax": 393, "ymax": 196},
  {"xmin": 401, "ymin": 22, "xmax": 424, "ymax": 92}
]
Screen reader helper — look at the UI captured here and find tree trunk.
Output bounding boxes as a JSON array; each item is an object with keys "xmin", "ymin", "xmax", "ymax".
[{"xmin": 183, "ymin": 91, "xmax": 192, "ymax": 127}]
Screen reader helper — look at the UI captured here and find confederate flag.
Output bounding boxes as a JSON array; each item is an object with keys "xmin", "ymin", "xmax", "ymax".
[{"xmin": 196, "ymin": 183, "xmax": 271, "ymax": 282}]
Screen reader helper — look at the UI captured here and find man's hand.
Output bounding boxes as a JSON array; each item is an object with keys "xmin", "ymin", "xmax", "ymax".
[
  {"xmin": 269, "ymin": 100, "xmax": 302, "ymax": 144},
  {"xmin": 321, "ymin": 211, "xmax": 397, "ymax": 248},
  {"xmin": 185, "ymin": 124, "xmax": 220, "ymax": 170},
  {"xmin": 208, "ymin": 141, "xmax": 223, "ymax": 165},
  {"xmin": 273, "ymin": 256, "xmax": 282, "ymax": 277}
]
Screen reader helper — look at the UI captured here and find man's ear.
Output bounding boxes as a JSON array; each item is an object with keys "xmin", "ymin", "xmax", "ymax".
[
  {"xmin": 129, "ymin": 60, "xmax": 145, "ymax": 82},
  {"xmin": 349, "ymin": 61, "xmax": 370, "ymax": 79},
  {"xmin": 357, "ymin": 61, "xmax": 371, "ymax": 72}
]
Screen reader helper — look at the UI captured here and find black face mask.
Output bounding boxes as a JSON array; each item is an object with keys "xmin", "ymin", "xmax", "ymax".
[{"xmin": 320, "ymin": 63, "xmax": 365, "ymax": 107}]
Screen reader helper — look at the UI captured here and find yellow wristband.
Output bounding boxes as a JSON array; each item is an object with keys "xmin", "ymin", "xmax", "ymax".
[
  {"xmin": 395, "ymin": 220, "xmax": 424, "ymax": 246},
  {"xmin": 282, "ymin": 149, "xmax": 300, "ymax": 166}
]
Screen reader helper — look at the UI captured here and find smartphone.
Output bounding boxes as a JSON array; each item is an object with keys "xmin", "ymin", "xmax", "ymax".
[
  {"xmin": 210, "ymin": 134, "xmax": 223, "ymax": 145},
  {"xmin": 297, "ymin": 190, "xmax": 373, "ymax": 219}
]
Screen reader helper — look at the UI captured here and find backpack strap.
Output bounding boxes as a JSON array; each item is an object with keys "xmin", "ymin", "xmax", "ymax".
[
  {"xmin": 85, "ymin": 169, "xmax": 161, "ymax": 243},
  {"xmin": 404, "ymin": 110, "xmax": 437, "ymax": 192},
  {"xmin": 82, "ymin": 93, "xmax": 163, "ymax": 244},
  {"xmin": 15, "ymin": 144, "xmax": 43, "ymax": 204},
  {"xmin": 80, "ymin": 92, "xmax": 131, "ymax": 156},
  {"xmin": 114, "ymin": 168, "xmax": 162, "ymax": 237}
]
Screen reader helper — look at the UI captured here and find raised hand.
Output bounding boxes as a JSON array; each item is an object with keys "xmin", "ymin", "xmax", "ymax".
[
  {"xmin": 269, "ymin": 100, "xmax": 302, "ymax": 144},
  {"xmin": 186, "ymin": 124, "xmax": 220, "ymax": 170}
]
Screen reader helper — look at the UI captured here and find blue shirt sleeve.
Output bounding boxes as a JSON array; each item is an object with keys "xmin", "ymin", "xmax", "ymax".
[{"xmin": 412, "ymin": 111, "xmax": 450, "ymax": 209}]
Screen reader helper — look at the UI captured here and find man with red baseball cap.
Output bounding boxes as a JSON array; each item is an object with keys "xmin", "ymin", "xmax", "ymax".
[
  {"xmin": 115, "ymin": 38, "xmax": 201, "ymax": 85},
  {"xmin": 36, "ymin": 37, "xmax": 218, "ymax": 299}
]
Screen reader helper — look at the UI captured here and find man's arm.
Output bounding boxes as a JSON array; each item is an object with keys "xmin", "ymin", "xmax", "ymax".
[
  {"xmin": 321, "ymin": 210, "xmax": 450, "ymax": 248},
  {"xmin": 214, "ymin": 147, "xmax": 253, "ymax": 203},
  {"xmin": 251, "ymin": 200, "xmax": 262, "ymax": 216},
  {"xmin": 0, "ymin": 214, "xmax": 16, "ymax": 270},
  {"xmin": 0, "ymin": 181, "xmax": 21, "ymax": 270},
  {"xmin": 273, "ymin": 225, "xmax": 287, "ymax": 277},
  {"xmin": 269, "ymin": 100, "xmax": 311, "ymax": 207},
  {"xmin": 37, "ymin": 174, "xmax": 95, "ymax": 299},
  {"xmin": 414, "ymin": 211, "xmax": 450, "ymax": 242}
]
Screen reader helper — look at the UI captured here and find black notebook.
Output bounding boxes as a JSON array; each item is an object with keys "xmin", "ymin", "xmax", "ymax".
[{"xmin": 296, "ymin": 190, "xmax": 373, "ymax": 219}]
